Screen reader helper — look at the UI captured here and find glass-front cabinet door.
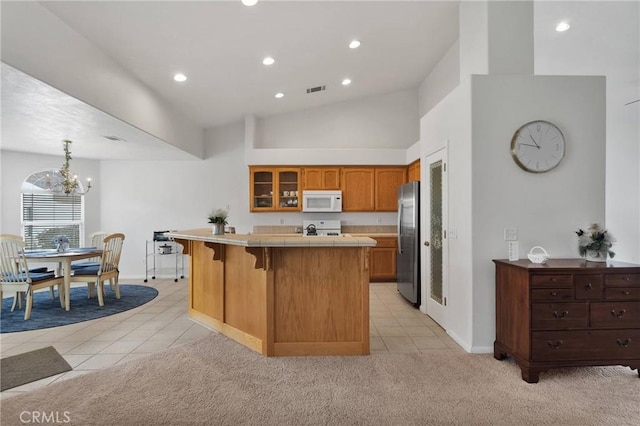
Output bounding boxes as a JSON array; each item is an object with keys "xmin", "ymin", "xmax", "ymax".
[
  {"xmin": 251, "ymin": 168, "xmax": 274, "ymax": 211},
  {"xmin": 277, "ymin": 168, "xmax": 300, "ymax": 210},
  {"xmin": 250, "ymin": 167, "xmax": 301, "ymax": 212}
]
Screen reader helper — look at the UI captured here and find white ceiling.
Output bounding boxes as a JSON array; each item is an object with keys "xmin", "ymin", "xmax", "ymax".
[{"xmin": 1, "ymin": 1, "xmax": 638, "ymax": 160}]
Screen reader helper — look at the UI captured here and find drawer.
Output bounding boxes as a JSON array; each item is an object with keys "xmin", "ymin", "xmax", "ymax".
[
  {"xmin": 605, "ymin": 274, "xmax": 640, "ymax": 286},
  {"xmin": 531, "ymin": 288, "xmax": 573, "ymax": 302},
  {"xmin": 604, "ymin": 287, "xmax": 640, "ymax": 301},
  {"xmin": 531, "ymin": 303, "xmax": 588, "ymax": 330},
  {"xmin": 373, "ymin": 237, "xmax": 397, "ymax": 248},
  {"xmin": 531, "ymin": 275, "xmax": 573, "ymax": 287},
  {"xmin": 590, "ymin": 302, "xmax": 640, "ymax": 328},
  {"xmin": 574, "ymin": 275, "xmax": 603, "ymax": 300},
  {"xmin": 532, "ymin": 330, "xmax": 640, "ymax": 361}
]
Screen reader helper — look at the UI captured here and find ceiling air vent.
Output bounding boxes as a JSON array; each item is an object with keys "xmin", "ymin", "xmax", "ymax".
[
  {"xmin": 103, "ymin": 135, "xmax": 127, "ymax": 142},
  {"xmin": 306, "ymin": 85, "xmax": 326, "ymax": 94}
]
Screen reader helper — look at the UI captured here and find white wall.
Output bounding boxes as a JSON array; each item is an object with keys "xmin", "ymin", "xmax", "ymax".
[
  {"xmin": 470, "ymin": 74, "xmax": 606, "ymax": 351},
  {"xmin": 0, "ymin": 150, "xmax": 101, "ymax": 240},
  {"xmin": 1, "ymin": 1, "xmax": 204, "ymax": 159},
  {"xmin": 420, "ymin": 79, "xmax": 473, "ymax": 351},
  {"xmin": 418, "ymin": 40, "xmax": 460, "ymax": 118}
]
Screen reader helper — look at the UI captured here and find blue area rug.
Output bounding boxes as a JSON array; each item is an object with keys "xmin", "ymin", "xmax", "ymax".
[{"xmin": 1, "ymin": 285, "xmax": 158, "ymax": 333}]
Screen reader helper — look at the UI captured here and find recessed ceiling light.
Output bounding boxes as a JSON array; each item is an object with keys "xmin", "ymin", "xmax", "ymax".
[
  {"xmin": 555, "ymin": 21, "xmax": 570, "ymax": 32},
  {"xmin": 263, "ymin": 57, "xmax": 275, "ymax": 66},
  {"xmin": 242, "ymin": 0, "xmax": 258, "ymax": 6},
  {"xmin": 342, "ymin": 78, "xmax": 352, "ymax": 86},
  {"xmin": 275, "ymin": 92, "xmax": 284, "ymax": 99},
  {"xmin": 349, "ymin": 40, "xmax": 361, "ymax": 49},
  {"xmin": 173, "ymin": 73, "xmax": 187, "ymax": 82}
]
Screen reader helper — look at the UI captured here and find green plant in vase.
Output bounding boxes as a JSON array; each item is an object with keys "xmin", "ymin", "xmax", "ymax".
[
  {"xmin": 208, "ymin": 209, "xmax": 229, "ymax": 235},
  {"xmin": 576, "ymin": 223, "xmax": 615, "ymax": 262}
]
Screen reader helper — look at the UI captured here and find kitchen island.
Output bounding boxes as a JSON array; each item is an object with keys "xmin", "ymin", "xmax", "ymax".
[{"xmin": 169, "ymin": 229, "xmax": 376, "ymax": 356}]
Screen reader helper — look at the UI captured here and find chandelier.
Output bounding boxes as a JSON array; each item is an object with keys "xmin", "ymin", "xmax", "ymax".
[{"xmin": 39, "ymin": 139, "xmax": 91, "ymax": 195}]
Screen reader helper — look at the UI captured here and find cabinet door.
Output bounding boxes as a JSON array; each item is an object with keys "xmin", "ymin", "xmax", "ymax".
[
  {"xmin": 276, "ymin": 168, "xmax": 301, "ymax": 211},
  {"xmin": 302, "ymin": 167, "xmax": 341, "ymax": 190},
  {"xmin": 408, "ymin": 160, "xmax": 420, "ymax": 182},
  {"xmin": 250, "ymin": 167, "xmax": 275, "ymax": 211},
  {"xmin": 370, "ymin": 237, "xmax": 397, "ymax": 282},
  {"xmin": 341, "ymin": 168, "xmax": 375, "ymax": 211},
  {"xmin": 374, "ymin": 167, "xmax": 407, "ymax": 211}
]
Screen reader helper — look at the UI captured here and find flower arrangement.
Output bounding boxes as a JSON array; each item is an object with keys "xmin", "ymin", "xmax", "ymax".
[
  {"xmin": 208, "ymin": 209, "xmax": 229, "ymax": 225},
  {"xmin": 575, "ymin": 223, "xmax": 615, "ymax": 259}
]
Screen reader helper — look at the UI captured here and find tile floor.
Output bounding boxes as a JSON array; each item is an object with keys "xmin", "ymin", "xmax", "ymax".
[{"xmin": 1, "ymin": 279, "xmax": 462, "ymax": 400}]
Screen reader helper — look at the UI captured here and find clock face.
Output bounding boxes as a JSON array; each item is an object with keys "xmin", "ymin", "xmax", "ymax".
[{"xmin": 510, "ymin": 120, "xmax": 566, "ymax": 173}]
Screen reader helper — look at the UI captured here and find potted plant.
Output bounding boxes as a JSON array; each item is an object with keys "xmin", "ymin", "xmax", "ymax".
[
  {"xmin": 208, "ymin": 209, "xmax": 229, "ymax": 235},
  {"xmin": 576, "ymin": 223, "xmax": 615, "ymax": 262}
]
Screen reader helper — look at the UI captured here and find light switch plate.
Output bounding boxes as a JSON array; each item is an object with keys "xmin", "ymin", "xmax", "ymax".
[{"xmin": 504, "ymin": 228, "xmax": 518, "ymax": 241}]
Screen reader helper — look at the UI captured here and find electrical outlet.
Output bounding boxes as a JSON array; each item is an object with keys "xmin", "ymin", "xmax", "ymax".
[
  {"xmin": 377, "ymin": 217, "xmax": 382, "ymax": 224},
  {"xmin": 504, "ymin": 228, "xmax": 518, "ymax": 241},
  {"xmin": 280, "ymin": 218, "xmax": 284, "ymax": 225}
]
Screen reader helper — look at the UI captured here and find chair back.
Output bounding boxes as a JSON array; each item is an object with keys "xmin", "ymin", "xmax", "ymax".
[
  {"xmin": 99, "ymin": 233, "xmax": 125, "ymax": 275},
  {"xmin": 0, "ymin": 234, "xmax": 29, "ymax": 284},
  {"xmin": 88, "ymin": 231, "xmax": 110, "ymax": 263}
]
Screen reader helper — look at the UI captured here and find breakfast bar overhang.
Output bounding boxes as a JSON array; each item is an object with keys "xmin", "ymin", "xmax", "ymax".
[{"xmin": 169, "ymin": 229, "xmax": 376, "ymax": 356}]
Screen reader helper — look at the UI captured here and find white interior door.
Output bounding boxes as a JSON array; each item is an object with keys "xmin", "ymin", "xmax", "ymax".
[{"xmin": 420, "ymin": 147, "xmax": 448, "ymax": 328}]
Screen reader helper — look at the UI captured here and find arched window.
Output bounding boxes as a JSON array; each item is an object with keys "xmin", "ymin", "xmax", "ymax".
[{"xmin": 21, "ymin": 169, "xmax": 86, "ymax": 250}]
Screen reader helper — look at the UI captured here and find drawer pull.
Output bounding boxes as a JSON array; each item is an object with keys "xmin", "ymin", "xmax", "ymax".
[
  {"xmin": 585, "ymin": 282, "xmax": 593, "ymax": 290},
  {"xmin": 550, "ymin": 291, "xmax": 557, "ymax": 296},
  {"xmin": 610, "ymin": 309, "xmax": 627, "ymax": 319},
  {"xmin": 616, "ymin": 338, "xmax": 632, "ymax": 348},
  {"xmin": 547, "ymin": 340, "xmax": 563, "ymax": 349},
  {"xmin": 550, "ymin": 278, "xmax": 557, "ymax": 282},
  {"xmin": 552, "ymin": 310, "xmax": 569, "ymax": 319},
  {"xmin": 623, "ymin": 291, "xmax": 630, "ymax": 295}
]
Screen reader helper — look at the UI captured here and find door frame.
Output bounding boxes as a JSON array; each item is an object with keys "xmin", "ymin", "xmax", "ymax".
[{"xmin": 420, "ymin": 144, "xmax": 449, "ymax": 329}]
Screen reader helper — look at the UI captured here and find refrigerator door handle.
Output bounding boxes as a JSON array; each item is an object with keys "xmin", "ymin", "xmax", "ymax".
[{"xmin": 397, "ymin": 202, "xmax": 403, "ymax": 254}]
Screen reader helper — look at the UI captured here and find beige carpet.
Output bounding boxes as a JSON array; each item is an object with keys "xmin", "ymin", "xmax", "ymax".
[{"xmin": 1, "ymin": 333, "xmax": 638, "ymax": 426}]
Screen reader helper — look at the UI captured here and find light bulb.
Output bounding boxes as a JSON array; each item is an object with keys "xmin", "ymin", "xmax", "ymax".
[
  {"xmin": 555, "ymin": 22, "xmax": 570, "ymax": 32},
  {"xmin": 242, "ymin": 0, "xmax": 258, "ymax": 6}
]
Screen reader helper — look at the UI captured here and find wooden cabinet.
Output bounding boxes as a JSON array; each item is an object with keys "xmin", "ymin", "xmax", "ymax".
[
  {"xmin": 374, "ymin": 167, "xmax": 406, "ymax": 211},
  {"xmin": 369, "ymin": 236, "xmax": 397, "ymax": 282},
  {"xmin": 407, "ymin": 160, "xmax": 420, "ymax": 182},
  {"xmin": 250, "ymin": 167, "xmax": 301, "ymax": 212},
  {"xmin": 493, "ymin": 259, "xmax": 640, "ymax": 383},
  {"xmin": 341, "ymin": 168, "xmax": 375, "ymax": 211},
  {"xmin": 302, "ymin": 167, "xmax": 341, "ymax": 190}
]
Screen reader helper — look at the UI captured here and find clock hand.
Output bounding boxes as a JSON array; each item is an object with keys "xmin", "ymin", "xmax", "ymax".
[
  {"xmin": 529, "ymin": 134, "xmax": 540, "ymax": 148},
  {"xmin": 519, "ymin": 143, "xmax": 538, "ymax": 148}
]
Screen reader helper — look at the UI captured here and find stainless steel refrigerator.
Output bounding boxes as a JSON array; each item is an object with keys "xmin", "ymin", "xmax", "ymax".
[{"xmin": 397, "ymin": 181, "xmax": 420, "ymax": 305}]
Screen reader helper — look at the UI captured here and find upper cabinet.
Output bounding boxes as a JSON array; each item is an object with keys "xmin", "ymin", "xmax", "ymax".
[
  {"xmin": 302, "ymin": 167, "xmax": 341, "ymax": 190},
  {"xmin": 374, "ymin": 167, "xmax": 407, "ymax": 211},
  {"xmin": 407, "ymin": 160, "xmax": 420, "ymax": 182},
  {"xmin": 250, "ymin": 167, "xmax": 301, "ymax": 212},
  {"xmin": 341, "ymin": 168, "xmax": 375, "ymax": 211}
]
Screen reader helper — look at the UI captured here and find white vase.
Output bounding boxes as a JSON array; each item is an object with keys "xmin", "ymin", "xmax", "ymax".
[
  {"xmin": 585, "ymin": 250, "xmax": 607, "ymax": 262},
  {"xmin": 212, "ymin": 223, "xmax": 225, "ymax": 235}
]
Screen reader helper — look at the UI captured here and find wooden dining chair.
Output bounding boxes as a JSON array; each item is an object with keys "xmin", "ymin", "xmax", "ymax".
[
  {"xmin": 0, "ymin": 234, "xmax": 64, "ymax": 319},
  {"xmin": 70, "ymin": 233, "xmax": 125, "ymax": 307},
  {"xmin": 70, "ymin": 231, "xmax": 110, "ymax": 272}
]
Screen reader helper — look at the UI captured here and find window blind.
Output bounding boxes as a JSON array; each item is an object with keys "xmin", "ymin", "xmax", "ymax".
[{"xmin": 22, "ymin": 194, "xmax": 84, "ymax": 249}]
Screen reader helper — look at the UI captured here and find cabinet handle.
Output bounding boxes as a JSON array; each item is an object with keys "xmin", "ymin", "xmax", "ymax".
[
  {"xmin": 550, "ymin": 278, "xmax": 557, "ymax": 282},
  {"xmin": 585, "ymin": 282, "xmax": 593, "ymax": 290},
  {"xmin": 616, "ymin": 338, "xmax": 632, "ymax": 348},
  {"xmin": 623, "ymin": 290, "xmax": 630, "ymax": 295},
  {"xmin": 550, "ymin": 291, "xmax": 557, "ymax": 296},
  {"xmin": 553, "ymin": 310, "xmax": 569, "ymax": 319},
  {"xmin": 547, "ymin": 340, "xmax": 563, "ymax": 349},
  {"xmin": 610, "ymin": 309, "xmax": 627, "ymax": 319}
]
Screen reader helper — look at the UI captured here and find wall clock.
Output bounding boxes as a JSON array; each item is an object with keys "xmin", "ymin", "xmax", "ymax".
[{"xmin": 510, "ymin": 120, "xmax": 566, "ymax": 173}]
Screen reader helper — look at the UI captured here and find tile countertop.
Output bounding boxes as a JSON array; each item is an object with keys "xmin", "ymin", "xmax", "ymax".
[
  {"xmin": 347, "ymin": 233, "xmax": 397, "ymax": 237},
  {"xmin": 168, "ymin": 228, "xmax": 376, "ymax": 248}
]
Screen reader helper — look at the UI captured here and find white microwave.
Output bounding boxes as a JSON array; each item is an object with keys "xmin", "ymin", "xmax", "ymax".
[{"xmin": 302, "ymin": 190, "xmax": 342, "ymax": 212}]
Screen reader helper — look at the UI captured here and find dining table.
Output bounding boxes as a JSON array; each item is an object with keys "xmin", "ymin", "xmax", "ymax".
[{"xmin": 24, "ymin": 247, "xmax": 103, "ymax": 311}]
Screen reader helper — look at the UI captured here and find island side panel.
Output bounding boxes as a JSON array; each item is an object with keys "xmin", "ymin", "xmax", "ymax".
[
  {"xmin": 272, "ymin": 247, "xmax": 370, "ymax": 356},
  {"xmin": 190, "ymin": 241, "xmax": 224, "ymax": 323}
]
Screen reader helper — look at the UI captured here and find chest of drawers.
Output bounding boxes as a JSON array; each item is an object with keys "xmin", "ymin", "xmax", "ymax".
[{"xmin": 493, "ymin": 258, "xmax": 640, "ymax": 383}]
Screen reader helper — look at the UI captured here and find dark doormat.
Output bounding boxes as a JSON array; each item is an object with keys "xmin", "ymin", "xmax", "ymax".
[{"xmin": 1, "ymin": 346, "xmax": 72, "ymax": 391}]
